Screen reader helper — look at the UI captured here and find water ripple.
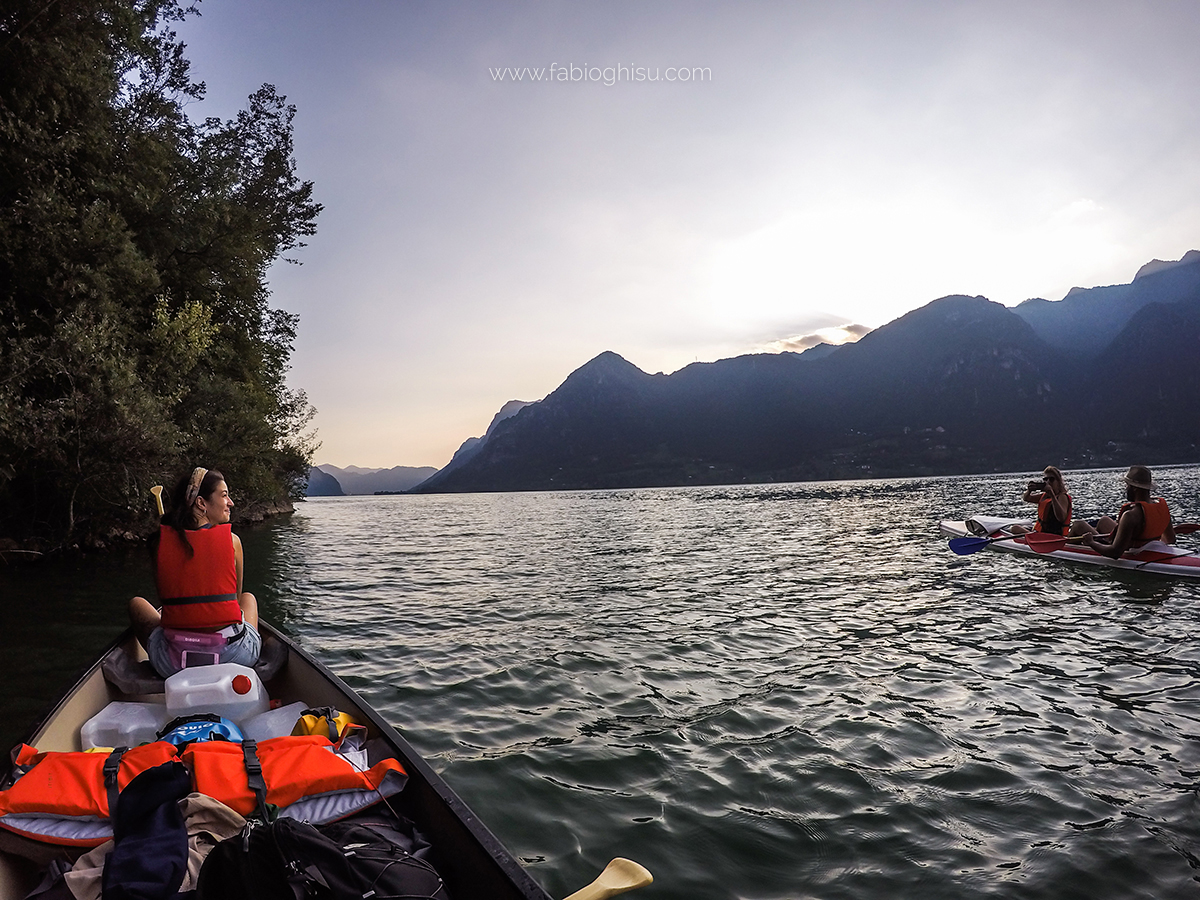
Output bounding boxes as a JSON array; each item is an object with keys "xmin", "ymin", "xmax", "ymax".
[{"xmin": 228, "ymin": 470, "xmax": 1200, "ymax": 899}]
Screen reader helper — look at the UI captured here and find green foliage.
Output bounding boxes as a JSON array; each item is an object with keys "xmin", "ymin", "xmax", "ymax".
[{"xmin": 0, "ymin": 0, "xmax": 321, "ymax": 549}]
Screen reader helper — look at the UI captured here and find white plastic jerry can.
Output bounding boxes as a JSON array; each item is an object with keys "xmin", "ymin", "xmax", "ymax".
[
  {"xmin": 240, "ymin": 700, "xmax": 310, "ymax": 742},
  {"xmin": 80, "ymin": 700, "xmax": 172, "ymax": 749},
  {"xmin": 164, "ymin": 662, "xmax": 270, "ymax": 724}
]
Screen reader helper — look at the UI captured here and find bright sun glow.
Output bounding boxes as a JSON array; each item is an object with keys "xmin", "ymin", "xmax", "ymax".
[{"xmin": 702, "ymin": 191, "xmax": 1128, "ymax": 336}]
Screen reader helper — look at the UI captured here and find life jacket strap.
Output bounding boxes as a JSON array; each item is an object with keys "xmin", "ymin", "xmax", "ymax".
[
  {"xmin": 161, "ymin": 593, "xmax": 239, "ymax": 606},
  {"xmin": 103, "ymin": 747, "xmax": 127, "ymax": 817}
]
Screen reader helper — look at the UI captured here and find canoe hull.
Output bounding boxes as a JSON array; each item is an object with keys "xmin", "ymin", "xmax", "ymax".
[{"xmin": 1, "ymin": 622, "xmax": 551, "ymax": 900}]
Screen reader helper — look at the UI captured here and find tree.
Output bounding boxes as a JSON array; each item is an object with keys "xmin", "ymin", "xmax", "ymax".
[{"xmin": 0, "ymin": 0, "xmax": 321, "ymax": 550}]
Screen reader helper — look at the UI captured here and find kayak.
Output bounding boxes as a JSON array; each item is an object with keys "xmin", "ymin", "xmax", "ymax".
[
  {"xmin": 940, "ymin": 517, "xmax": 1200, "ymax": 579},
  {"xmin": 0, "ymin": 622, "xmax": 553, "ymax": 900}
]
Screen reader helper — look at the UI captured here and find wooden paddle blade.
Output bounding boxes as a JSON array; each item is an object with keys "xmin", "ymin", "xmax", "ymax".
[
  {"xmin": 948, "ymin": 536, "xmax": 991, "ymax": 555},
  {"xmin": 1174, "ymin": 523, "xmax": 1200, "ymax": 535},
  {"xmin": 563, "ymin": 858, "xmax": 653, "ymax": 900},
  {"xmin": 1025, "ymin": 533, "xmax": 1067, "ymax": 553}
]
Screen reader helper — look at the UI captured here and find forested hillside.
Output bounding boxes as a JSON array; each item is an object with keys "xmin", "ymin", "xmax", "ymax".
[{"xmin": 0, "ymin": 0, "xmax": 321, "ymax": 552}]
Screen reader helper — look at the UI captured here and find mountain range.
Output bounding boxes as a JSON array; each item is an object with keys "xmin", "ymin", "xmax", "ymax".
[
  {"xmin": 408, "ymin": 251, "xmax": 1200, "ymax": 493},
  {"xmin": 306, "ymin": 464, "xmax": 438, "ymax": 496}
]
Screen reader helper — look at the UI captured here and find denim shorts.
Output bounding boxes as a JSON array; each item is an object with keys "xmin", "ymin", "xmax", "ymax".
[{"xmin": 147, "ymin": 622, "xmax": 262, "ymax": 678}]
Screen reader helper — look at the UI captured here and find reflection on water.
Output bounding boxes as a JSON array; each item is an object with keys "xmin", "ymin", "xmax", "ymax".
[{"xmin": 3, "ymin": 467, "xmax": 1199, "ymax": 899}]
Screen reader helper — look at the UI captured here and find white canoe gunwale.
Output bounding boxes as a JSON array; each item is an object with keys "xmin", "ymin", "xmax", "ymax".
[
  {"xmin": 940, "ymin": 519, "xmax": 1200, "ymax": 579},
  {"xmin": 0, "ymin": 621, "xmax": 552, "ymax": 900}
]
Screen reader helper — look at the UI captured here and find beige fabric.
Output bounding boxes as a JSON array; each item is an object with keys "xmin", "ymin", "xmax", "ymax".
[{"xmin": 64, "ymin": 793, "xmax": 245, "ymax": 900}]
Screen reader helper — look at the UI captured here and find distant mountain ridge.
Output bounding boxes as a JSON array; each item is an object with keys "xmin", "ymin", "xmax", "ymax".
[
  {"xmin": 1012, "ymin": 250, "xmax": 1200, "ymax": 358},
  {"xmin": 410, "ymin": 251, "xmax": 1200, "ymax": 492},
  {"xmin": 1134, "ymin": 249, "xmax": 1200, "ymax": 280},
  {"xmin": 305, "ymin": 467, "xmax": 344, "ymax": 496},
  {"xmin": 311, "ymin": 464, "xmax": 438, "ymax": 495}
]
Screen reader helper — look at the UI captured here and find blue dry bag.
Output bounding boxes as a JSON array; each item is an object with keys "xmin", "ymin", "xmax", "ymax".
[{"xmin": 157, "ymin": 714, "xmax": 244, "ymax": 747}]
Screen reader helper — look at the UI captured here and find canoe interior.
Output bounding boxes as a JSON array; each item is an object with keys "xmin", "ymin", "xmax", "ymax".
[{"xmin": 0, "ymin": 623, "xmax": 551, "ymax": 900}]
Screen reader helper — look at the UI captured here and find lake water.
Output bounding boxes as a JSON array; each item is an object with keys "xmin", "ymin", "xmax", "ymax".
[{"xmin": 3, "ymin": 467, "xmax": 1200, "ymax": 899}]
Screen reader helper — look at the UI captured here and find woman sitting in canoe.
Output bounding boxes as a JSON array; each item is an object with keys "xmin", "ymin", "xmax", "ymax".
[
  {"xmin": 129, "ymin": 467, "xmax": 261, "ymax": 677},
  {"xmin": 1011, "ymin": 466, "xmax": 1072, "ymax": 535}
]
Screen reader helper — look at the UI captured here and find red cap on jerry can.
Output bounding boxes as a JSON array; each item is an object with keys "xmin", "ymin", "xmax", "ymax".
[{"xmin": 232, "ymin": 674, "xmax": 252, "ymax": 695}]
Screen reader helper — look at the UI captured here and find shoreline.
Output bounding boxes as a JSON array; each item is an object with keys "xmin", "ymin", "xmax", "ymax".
[{"xmin": 0, "ymin": 497, "xmax": 298, "ymax": 563}]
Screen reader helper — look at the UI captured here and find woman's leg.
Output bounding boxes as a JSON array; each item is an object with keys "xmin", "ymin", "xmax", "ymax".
[
  {"xmin": 129, "ymin": 596, "xmax": 160, "ymax": 649},
  {"xmin": 238, "ymin": 591, "xmax": 258, "ymax": 630}
]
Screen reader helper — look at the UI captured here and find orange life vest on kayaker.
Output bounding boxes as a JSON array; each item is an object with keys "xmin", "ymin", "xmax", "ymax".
[
  {"xmin": 156, "ymin": 524, "xmax": 243, "ymax": 630},
  {"xmin": 1035, "ymin": 493, "xmax": 1072, "ymax": 535},
  {"xmin": 1118, "ymin": 497, "xmax": 1171, "ymax": 542}
]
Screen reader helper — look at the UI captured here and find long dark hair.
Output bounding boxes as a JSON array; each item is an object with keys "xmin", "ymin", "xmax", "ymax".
[{"xmin": 161, "ymin": 467, "xmax": 226, "ymax": 557}]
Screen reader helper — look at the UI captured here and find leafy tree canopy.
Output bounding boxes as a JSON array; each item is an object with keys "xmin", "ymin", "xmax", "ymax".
[{"xmin": 0, "ymin": 0, "xmax": 322, "ymax": 550}]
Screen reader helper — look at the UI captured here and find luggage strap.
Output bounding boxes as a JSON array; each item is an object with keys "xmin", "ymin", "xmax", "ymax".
[
  {"xmin": 103, "ymin": 747, "xmax": 127, "ymax": 817},
  {"xmin": 241, "ymin": 739, "xmax": 270, "ymax": 822}
]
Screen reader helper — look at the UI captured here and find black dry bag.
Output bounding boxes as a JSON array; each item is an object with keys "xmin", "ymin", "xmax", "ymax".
[{"xmin": 196, "ymin": 815, "xmax": 450, "ymax": 900}]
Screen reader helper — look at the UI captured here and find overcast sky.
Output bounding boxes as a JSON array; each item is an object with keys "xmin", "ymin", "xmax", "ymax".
[{"xmin": 177, "ymin": 1, "xmax": 1200, "ymax": 468}]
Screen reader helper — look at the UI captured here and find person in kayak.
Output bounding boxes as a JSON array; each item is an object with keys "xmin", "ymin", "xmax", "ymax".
[
  {"xmin": 129, "ymin": 467, "xmax": 262, "ymax": 676},
  {"xmin": 1011, "ymin": 466, "xmax": 1072, "ymax": 535},
  {"xmin": 1076, "ymin": 465, "xmax": 1176, "ymax": 558}
]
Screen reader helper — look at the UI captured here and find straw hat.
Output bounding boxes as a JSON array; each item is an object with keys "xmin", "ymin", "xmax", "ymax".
[{"xmin": 1123, "ymin": 465, "xmax": 1155, "ymax": 491}]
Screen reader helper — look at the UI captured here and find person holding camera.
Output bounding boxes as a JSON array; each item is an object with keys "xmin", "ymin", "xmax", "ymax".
[{"xmin": 1012, "ymin": 466, "xmax": 1072, "ymax": 535}]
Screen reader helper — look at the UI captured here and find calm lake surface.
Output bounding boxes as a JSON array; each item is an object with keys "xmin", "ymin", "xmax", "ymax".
[{"xmin": 3, "ymin": 467, "xmax": 1200, "ymax": 899}]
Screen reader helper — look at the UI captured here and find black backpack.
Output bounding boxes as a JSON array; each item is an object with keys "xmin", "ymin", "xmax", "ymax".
[{"xmin": 196, "ymin": 815, "xmax": 450, "ymax": 900}]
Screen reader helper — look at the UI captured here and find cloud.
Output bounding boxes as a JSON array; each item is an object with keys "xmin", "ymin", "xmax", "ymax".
[{"xmin": 755, "ymin": 323, "xmax": 873, "ymax": 354}]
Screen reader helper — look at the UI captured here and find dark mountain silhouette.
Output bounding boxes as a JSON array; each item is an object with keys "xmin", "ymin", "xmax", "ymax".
[
  {"xmin": 795, "ymin": 342, "xmax": 839, "ymax": 361},
  {"xmin": 1013, "ymin": 249, "xmax": 1200, "ymax": 358},
  {"xmin": 1080, "ymin": 293, "xmax": 1200, "ymax": 454},
  {"xmin": 824, "ymin": 294, "xmax": 1062, "ymax": 427},
  {"xmin": 411, "ymin": 253, "xmax": 1200, "ymax": 493},
  {"xmin": 414, "ymin": 399, "xmax": 534, "ymax": 491},
  {"xmin": 1133, "ymin": 251, "xmax": 1200, "ymax": 280},
  {"xmin": 304, "ymin": 467, "xmax": 345, "ymax": 497}
]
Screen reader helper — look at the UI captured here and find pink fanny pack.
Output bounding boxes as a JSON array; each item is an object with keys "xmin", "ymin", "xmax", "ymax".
[{"xmin": 162, "ymin": 628, "xmax": 230, "ymax": 669}]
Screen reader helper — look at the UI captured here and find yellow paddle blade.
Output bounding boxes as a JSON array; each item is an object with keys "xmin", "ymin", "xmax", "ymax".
[{"xmin": 563, "ymin": 858, "xmax": 653, "ymax": 900}]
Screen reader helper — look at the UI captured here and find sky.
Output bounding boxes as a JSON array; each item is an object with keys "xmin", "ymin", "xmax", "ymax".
[{"xmin": 176, "ymin": 1, "xmax": 1200, "ymax": 469}]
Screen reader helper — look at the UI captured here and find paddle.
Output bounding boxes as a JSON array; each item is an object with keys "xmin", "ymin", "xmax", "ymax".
[
  {"xmin": 948, "ymin": 530, "xmax": 1020, "ymax": 555},
  {"xmin": 151, "ymin": 485, "xmax": 165, "ymax": 517},
  {"xmin": 1024, "ymin": 533, "xmax": 1090, "ymax": 554},
  {"xmin": 1029, "ymin": 524, "xmax": 1199, "ymax": 554},
  {"xmin": 563, "ymin": 858, "xmax": 653, "ymax": 900}
]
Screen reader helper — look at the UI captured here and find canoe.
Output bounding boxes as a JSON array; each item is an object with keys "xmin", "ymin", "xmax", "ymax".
[
  {"xmin": 940, "ymin": 517, "xmax": 1200, "ymax": 579},
  {"xmin": 0, "ymin": 622, "xmax": 553, "ymax": 900}
]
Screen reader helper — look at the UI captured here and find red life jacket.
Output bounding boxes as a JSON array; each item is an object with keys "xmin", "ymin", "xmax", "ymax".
[
  {"xmin": 1118, "ymin": 498, "xmax": 1171, "ymax": 542},
  {"xmin": 1035, "ymin": 493, "xmax": 1072, "ymax": 535},
  {"xmin": 182, "ymin": 735, "xmax": 407, "ymax": 822},
  {"xmin": 0, "ymin": 742, "xmax": 180, "ymax": 847},
  {"xmin": 156, "ymin": 524, "xmax": 242, "ymax": 630}
]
